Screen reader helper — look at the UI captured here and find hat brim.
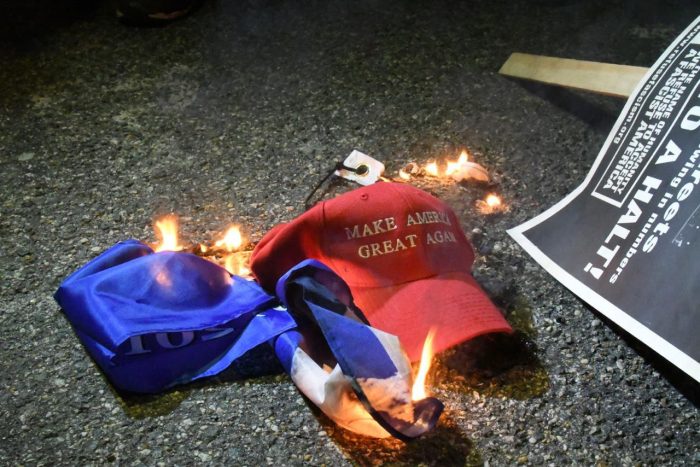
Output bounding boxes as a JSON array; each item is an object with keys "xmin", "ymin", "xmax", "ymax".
[{"xmin": 350, "ymin": 271, "xmax": 513, "ymax": 361}]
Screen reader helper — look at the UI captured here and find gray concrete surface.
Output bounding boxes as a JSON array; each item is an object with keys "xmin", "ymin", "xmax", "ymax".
[{"xmin": 1, "ymin": 0, "xmax": 698, "ymax": 465}]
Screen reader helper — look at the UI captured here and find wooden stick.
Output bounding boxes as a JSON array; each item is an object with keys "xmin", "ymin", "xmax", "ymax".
[{"xmin": 498, "ymin": 53, "xmax": 649, "ymax": 98}]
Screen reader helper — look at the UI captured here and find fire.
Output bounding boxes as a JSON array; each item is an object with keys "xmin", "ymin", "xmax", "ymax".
[
  {"xmin": 148, "ymin": 216, "xmax": 254, "ymax": 277},
  {"xmin": 215, "ymin": 225, "xmax": 243, "ymax": 252},
  {"xmin": 411, "ymin": 328, "xmax": 437, "ymax": 401},
  {"xmin": 224, "ymin": 252, "xmax": 251, "ymax": 277},
  {"xmin": 485, "ymin": 193, "xmax": 502, "ymax": 208},
  {"xmin": 411, "ymin": 150, "xmax": 479, "ymax": 179},
  {"xmin": 445, "ymin": 150, "xmax": 469, "ymax": 176},
  {"xmin": 153, "ymin": 215, "xmax": 183, "ymax": 252},
  {"xmin": 425, "ymin": 161, "xmax": 439, "ymax": 177},
  {"xmin": 476, "ymin": 193, "xmax": 505, "ymax": 214},
  {"xmin": 213, "ymin": 225, "xmax": 251, "ymax": 276}
]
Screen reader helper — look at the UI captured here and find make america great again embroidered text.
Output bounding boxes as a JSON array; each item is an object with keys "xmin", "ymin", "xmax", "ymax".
[{"xmin": 343, "ymin": 210, "xmax": 456, "ymax": 258}]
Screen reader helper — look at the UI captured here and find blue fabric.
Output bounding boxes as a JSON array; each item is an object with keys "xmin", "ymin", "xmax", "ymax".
[
  {"xmin": 274, "ymin": 330, "xmax": 303, "ymax": 374},
  {"xmin": 55, "ymin": 244, "xmax": 442, "ymax": 439},
  {"xmin": 307, "ymin": 301, "xmax": 397, "ymax": 379},
  {"xmin": 54, "ymin": 240, "xmax": 294, "ymax": 393},
  {"xmin": 274, "ymin": 259, "xmax": 444, "ymax": 440}
]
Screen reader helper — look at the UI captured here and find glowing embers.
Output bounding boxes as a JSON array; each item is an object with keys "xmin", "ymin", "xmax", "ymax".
[
  {"xmin": 425, "ymin": 161, "xmax": 440, "ymax": 177},
  {"xmin": 399, "ymin": 150, "xmax": 490, "ymax": 183},
  {"xmin": 476, "ymin": 193, "xmax": 506, "ymax": 215},
  {"xmin": 397, "ymin": 150, "xmax": 508, "ymax": 216}
]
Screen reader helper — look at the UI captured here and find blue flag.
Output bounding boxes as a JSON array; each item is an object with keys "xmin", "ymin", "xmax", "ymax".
[
  {"xmin": 54, "ymin": 240, "xmax": 295, "ymax": 393},
  {"xmin": 55, "ymin": 242, "xmax": 443, "ymax": 439},
  {"xmin": 273, "ymin": 260, "xmax": 444, "ymax": 440}
]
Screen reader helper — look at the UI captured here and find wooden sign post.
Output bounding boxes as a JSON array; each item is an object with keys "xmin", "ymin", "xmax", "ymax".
[{"xmin": 498, "ymin": 52, "xmax": 649, "ymax": 98}]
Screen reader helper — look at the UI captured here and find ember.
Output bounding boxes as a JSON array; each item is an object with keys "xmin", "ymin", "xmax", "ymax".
[
  {"xmin": 398, "ymin": 162, "xmax": 421, "ymax": 180},
  {"xmin": 224, "ymin": 250, "xmax": 252, "ymax": 277},
  {"xmin": 476, "ymin": 193, "xmax": 506, "ymax": 214},
  {"xmin": 401, "ymin": 149, "xmax": 489, "ymax": 182}
]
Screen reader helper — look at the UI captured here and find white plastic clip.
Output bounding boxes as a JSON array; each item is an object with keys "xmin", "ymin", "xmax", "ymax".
[{"xmin": 335, "ymin": 150, "xmax": 385, "ymax": 186}]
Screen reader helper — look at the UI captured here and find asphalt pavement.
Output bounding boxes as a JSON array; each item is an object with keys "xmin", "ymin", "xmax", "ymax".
[{"xmin": 1, "ymin": 0, "xmax": 698, "ymax": 465}]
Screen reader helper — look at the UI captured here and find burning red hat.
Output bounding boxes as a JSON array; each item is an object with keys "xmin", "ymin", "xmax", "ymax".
[{"xmin": 250, "ymin": 183, "xmax": 512, "ymax": 361}]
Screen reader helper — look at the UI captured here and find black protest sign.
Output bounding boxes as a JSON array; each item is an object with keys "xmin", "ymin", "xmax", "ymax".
[{"xmin": 509, "ymin": 17, "xmax": 700, "ymax": 382}]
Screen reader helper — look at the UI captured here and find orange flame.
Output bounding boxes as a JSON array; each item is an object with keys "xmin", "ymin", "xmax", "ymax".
[
  {"xmin": 224, "ymin": 252, "xmax": 252, "ymax": 277},
  {"xmin": 411, "ymin": 328, "xmax": 437, "ymax": 400},
  {"xmin": 153, "ymin": 215, "xmax": 183, "ymax": 252},
  {"xmin": 485, "ymin": 193, "xmax": 502, "ymax": 208},
  {"xmin": 425, "ymin": 161, "xmax": 439, "ymax": 177},
  {"xmin": 476, "ymin": 193, "xmax": 505, "ymax": 214},
  {"xmin": 215, "ymin": 225, "xmax": 243, "ymax": 252},
  {"xmin": 445, "ymin": 150, "xmax": 469, "ymax": 176}
]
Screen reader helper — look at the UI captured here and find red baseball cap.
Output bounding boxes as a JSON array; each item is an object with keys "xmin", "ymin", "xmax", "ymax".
[{"xmin": 250, "ymin": 183, "xmax": 512, "ymax": 361}]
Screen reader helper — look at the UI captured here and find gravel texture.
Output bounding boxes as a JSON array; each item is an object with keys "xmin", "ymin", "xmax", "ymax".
[{"xmin": 1, "ymin": 0, "xmax": 698, "ymax": 465}]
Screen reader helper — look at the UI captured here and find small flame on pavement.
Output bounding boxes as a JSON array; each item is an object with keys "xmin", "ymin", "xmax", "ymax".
[
  {"xmin": 215, "ymin": 225, "xmax": 243, "ymax": 252},
  {"xmin": 425, "ymin": 161, "xmax": 439, "ymax": 177},
  {"xmin": 406, "ymin": 149, "xmax": 488, "ymax": 182},
  {"xmin": 214, "ymin": 225, "xmax": 252, "ymax": 276},
  {"xmin": 150, "ymin": 217, "xmax": 253, "ymax": 277},
  {"xmin": 476, "ymin": 193, "xmax": 506, "ymax": 214},
  {"xmin": 485, "ymin": 193, "xmax": 501, "ymax": 207},
  {"xmin": 445, "ymin": 150, "xmax": 469, "ymax": 176},
  {"xmin": 412, "ymin": 328, "xmax": 437, "ymax": 401},
  {"xmin": 224, "ymin": 251, "xmax": 252, "ymax": 277},
  {"xmin": 153, "ymin": 215, "xmax": 183, "ymax": 252}
]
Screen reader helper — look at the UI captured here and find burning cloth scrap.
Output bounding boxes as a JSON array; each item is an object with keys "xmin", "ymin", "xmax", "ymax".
[
  {"xmin": 274, "ymin": 260, "xmax": 443, "ymax": 440},
  {"xmin": 54, "ymin": 238, "xmax": 443, "ymax": 438}
]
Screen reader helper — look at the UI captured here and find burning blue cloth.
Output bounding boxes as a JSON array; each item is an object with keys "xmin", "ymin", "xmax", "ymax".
[
  {"xmin": 55, "ymin": 242, "xmax": 443, "ymax": 439},
  {"xmin": 54, "ymin": 240, "xmax": 295, "ymax": 393},
  {"xmin": 273, "ymin": 260, "xmax": 444, "ymax": 440}
]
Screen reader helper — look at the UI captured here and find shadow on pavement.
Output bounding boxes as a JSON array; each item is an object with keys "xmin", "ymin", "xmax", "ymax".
[
  {"xmin": 435, "ymin": 286, "xmax": 549, "ymax": 399},
  {"xmin": 0, "ymin": 0, "xmax": 101, "ymax": 42},
  {"xmin": 113, "ymin": 344, "xmax": 284, "ymax": 418},
  {"xmin": 436, "ymin": 330, "xmax": 550, "ymax": 400},
  {"xmin": 320, "ymin": 410, "xmax": 481, "ymax": 466},
  {"xmin": 511, "ymin": 79, "xmax": 621, "ymax": 133}
]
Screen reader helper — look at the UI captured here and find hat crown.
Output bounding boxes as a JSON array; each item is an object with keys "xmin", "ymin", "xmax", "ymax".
[{"xmin": 320, "ymin": 183, "xmax": 475, "ymax": 288}]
